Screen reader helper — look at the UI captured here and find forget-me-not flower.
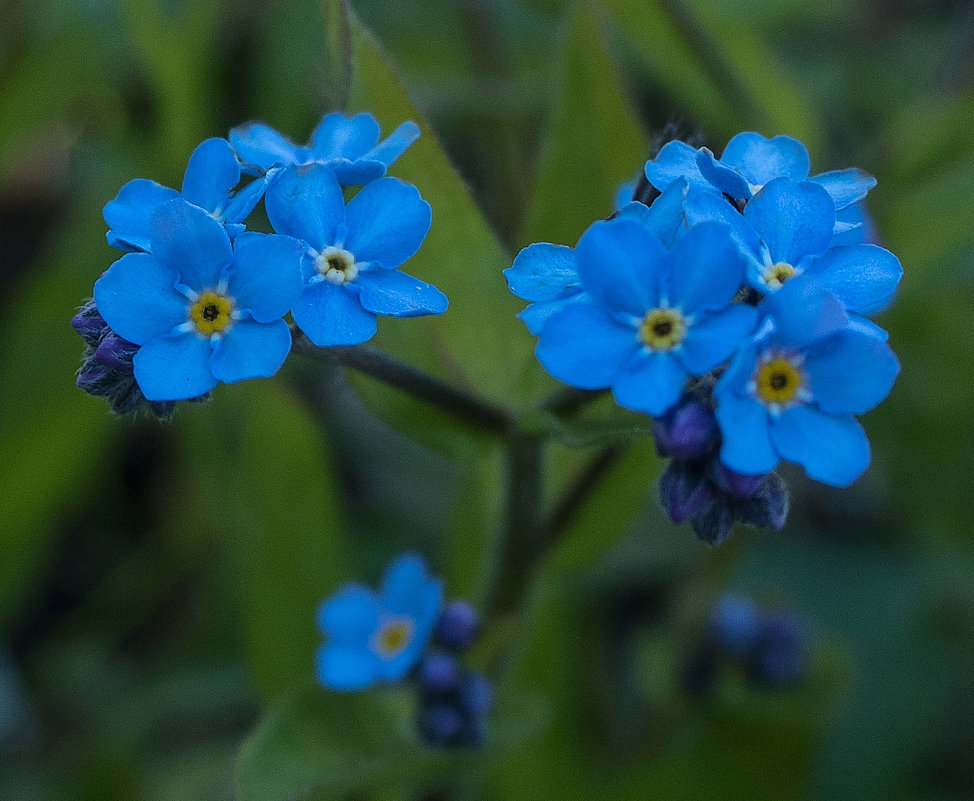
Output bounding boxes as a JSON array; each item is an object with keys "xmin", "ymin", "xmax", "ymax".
[
  {"xmin": 714, "ymin": 281, "xmax": 899, "ymax": 486},
  {"xmin": 94, "ymin": 198, "xmax": 303, "ymax": 401},
  {"xmin": 316, "ymin": 553, "xmax": 443, "ymax": 692},
  {"xmin": 265, "ymin": 163, "xmax": 446, "ymax": 346},
  {"xmin": 535, "ymin": 216, "xmax": 757, "ymax": 417},
  {"xmin": 230, "ymin": 112, "xmax": 420, "ymax": 186},
  {"xmin": 104, "ymin": 137, "xmax": 268, "ymax": 253}
]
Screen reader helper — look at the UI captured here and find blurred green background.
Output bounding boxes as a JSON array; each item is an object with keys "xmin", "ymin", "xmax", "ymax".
[{"xmin": 2, "ymin": 0, "xmax": 974, "ymax": 799}]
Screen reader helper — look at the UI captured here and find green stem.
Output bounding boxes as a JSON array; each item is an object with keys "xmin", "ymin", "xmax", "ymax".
[
  {"xmin": 547, "ymin": 442, "xmax": 629, "ymax": 543},
  {"xmin": 291, "ymin": 334, "xmax": 515, "ymax": 436}
]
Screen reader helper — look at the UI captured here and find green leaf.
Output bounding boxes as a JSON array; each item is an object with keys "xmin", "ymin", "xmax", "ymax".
[
  {"xmin": 174, "ymin": 381, "xmax": 350, "ymax": 701},
  {"xmin": 520, "ymin": 1, "xmax": 648, "ymax": 247}
]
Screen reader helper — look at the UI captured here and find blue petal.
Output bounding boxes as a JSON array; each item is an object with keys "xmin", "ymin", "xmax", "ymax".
[
  {"xmin": 315, "ymin": 644, "xmax": 381, "ymax": 692},
  {"xmin": 227, "ymin": 232, "xmax": 304, "ymax": 322},
  {"xmin": 132, "ymin": 331, "xmax": 218, "ymax": 401},
  {"xmin": 770, "ymin": 406, "xmax": 870, "ymax": 487},
  {"xmin": 504, "ymin": 243, "xmax": 579, "ymax": 302},
  {"xmin": 611, "ymin": 350, "xmax": 686, "ymax": 417},
  {"xmin": 535, "ymin": 302, "xmax": 639, "ymax": 389},
  {"xmin": 328, "ymin": 159, "xmax": 387, "ymax": 186},
  {"xmin": 744, "ymin": 178, "xmax": 835, "ymax": 264},
  {"xmin": 210, "ymin": 317, "xmax": 291, "ymax": 383},
  {"xmin": 363, "ymin": 120, "xmax": 421, "ymax": 168},
  {"xmin": 382, "ymin": 553, "xmax": 437, "ymax": 616},
  {"xmin": 714, "ymin": 391, "xmax": 779, "ymax": 475},
  {"xmin": 831, "ymin": 202, "xmax": 875, "ymax": 247},
  {"xmin": 93, "ymin": 252, "xmax": 186, "ymax": 345},
  {"xmin": 316, "ymin": 584, "xmax": 379, "ymax": 640},
  {"xmin": 516, "ymin": 293, "xmax": 587, "ymax": 335},
  {"xmin": 805, "ymin": 244, "xmax": 902, "ymax": 315},
  {"xmin": 761, "ymin": 278, "xmax": 850, "ymax": 349},
  {"xmin": 720, "ymin": 133, "xmax": 810, "ymax": 187},
  {"xmin": 228, "ymin": 122, "xmax": 303, "ymax": 171},
  {"xmin": 644, "ymin": 140, "xmax": 710, "ymax": 192},
  {"xmin": 804, "ymin": 329, "xmax": 899, "ymax": 415},
  {"xmin": 311, "ymin": 112, "xmax": 380, "ymax": 161},
  {"xmin": 104, "ymin": 178, "xmax": 181, "ymax": 253},
  {"xmin": 682, "ymin": 187, "xmax": 763, "ymax": 274},
  {"xmin": 343, "ymin": 178, "xmax": 431, "ymax": 268},
  {"xmin": 221, "ymin": 173, "xmax": 271, "ymax": 224},
  {"xmin": 148, "ymin": 198, "xmax": 234, "ymax": 290},
  {"xmin": 666, "ymin": 221, "xmax": 746, "ymax": 312},
  {"xmin": 679, "ymin": 304, "xmax": 758, "ymax": 374},
  {"xmin": 620, "ymin": 179, "xmax": 690, "ymax": 248},
  {"xmin": 574, "ymin": 218, "xmax": 665, "ymax": 316},
  {"xmin": 292, "ymin": 282, "xmax": 377, "ymax": 346},
  {"xmin": 696, "ymin": 147, "xmax": 752, "ymax": 198},
  {"xmin": 614, "ymin": 179, "xmax": 636, "ymax": 211},
  {"xmin": 264, "ymin": 164, "xmax": 345, "ymax": 251},
  {"xmin": 181, "ymin": 137, "xmax": 240, "ymax": 213},
  {"xmin": 809, "ymin": 168, "xmax": 876, "ymax": 210},
  {"xmin": 355, "ymin": 269, "xmax": 448, "ymax": 317}
]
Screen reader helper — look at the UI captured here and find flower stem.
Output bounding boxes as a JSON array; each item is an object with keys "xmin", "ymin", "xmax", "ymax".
[{"xmin": 291, "ymin": 334, "xmax": 515, "ymax": 436}]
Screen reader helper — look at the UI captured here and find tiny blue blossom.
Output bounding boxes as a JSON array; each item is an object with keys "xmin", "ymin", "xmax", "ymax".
[
  {"xmin": 714, "ymin": 281, "xmax": 900, "ymax": 486},
  {"xmin": 315, "ymin": 553, "xmax": 443, "ymax": 692},
  {"xmin": 94, "ymin": 198, "xmax": 303, "ymax": 401},
  {"xmin": 230, "ymin": 112, "xmax": 420, "ymax": 186},
  {"xmin": 104, "ymin": 137, "xmax": 268, "ymax": 253},
  {"xmin": 535, "ymin": 215, "xmax": 757, "ymax": 417},
  {"xmin": 265, "ymin": 163, "xmax": 446, "ymax": 346}
]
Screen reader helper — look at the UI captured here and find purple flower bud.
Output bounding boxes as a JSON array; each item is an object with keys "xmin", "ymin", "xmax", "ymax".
[
  {"xmin": 739, "ymin": 473, "xmax": 790, "ymax": 531},
  {"xmin": 418, "ymin": 701, "xmax": 464, "ymax": 746},
  {"xmin": 747, "ymin": 611, "xmax": 808, "ymax": 687},
  {"xmin": 71, "ymin": 303, "xmax": 108, "ymax": 343},
  {"xmin": 659, "ymin": 462, "xmax": 713, "ymax": 524},
  {"xmin": 417, "ymin": 651, "xmax": 460, "ymax": 695},
  {"xmin": 708, "ymin": 595, "xmax": 760, "ymax": 657},
  {"xmin": 76, "ymin": 361, "xmax": 112, "ymax": 393},
  {"xmin": 94, "ymin": 333, "xmax": 136, "ymax": 373},
  {"xmin": 434, "ymin": 600, "xmax": 480, "ymax": 652},
  {"xmin": 653, "ymin": 400, "xmax": 717, "ymax": 460},
  {"xmin": 459, "ymin": 672, "xmax": 493, "ymax": 716},
  {"xmin": 691, "ymin": 499, "xmax": 735, "ymax": 545},
  {"xmin": 712, "ymin": 459, "xmax": 765, "ymax": 499}
]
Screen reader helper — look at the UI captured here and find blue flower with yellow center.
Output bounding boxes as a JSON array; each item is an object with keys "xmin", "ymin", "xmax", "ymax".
[
  {"xmin": 104, "ymin": 138, "xmax": 268, "ymax": 253},
  {"xmin": 230, "ymin": 112, "xmax": 420, "ymax": 186},
  {"xmin": 93, "ymin": 198, "xmax": 303, "ymax": 401},
  {"xmin": 316, "ymin": 553, "xmax": 443, "ymax": 692},
  {"xmin": 265, "ymin": 164, "xmax": 446, "ymax": 346},
  {"xmin": 714, "ymin": 281, "xmax": 900, "ymax": 486},
  {"xmin": 535, "ymin": 215, "xmax": 758, "ymax": 417}
]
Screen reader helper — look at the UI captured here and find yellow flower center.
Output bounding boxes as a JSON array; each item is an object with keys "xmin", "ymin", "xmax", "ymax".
[
  {"xmin": 372, "ymin": 617, "xmax": 414, "ymax": 658},
  {"xmin": 638, "ymin": 308, "xmax": 687, "ymax": 351},
  {"xmin": 316, "ymin": 246, "xmax": 359, "ymax": 285},
  {"xmin": 762, "ymin": 261, "xmax": 797, "ymax": 290},
  {"xmin": 190, "ymin": 291, "xmax": 234, "ymax": 336},
  {"xmin": 755, "ymin": 357, "xmax": 802, "ymax": 404}
]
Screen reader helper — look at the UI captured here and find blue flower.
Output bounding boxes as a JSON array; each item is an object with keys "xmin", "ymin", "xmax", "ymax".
[
  {"xmin": 104, "ymin": 138, "xmax": 268, "ymax": 253},
  {"xmin": 229, "ymin": 112, "xmax": 420, "ymax": 186},
  {"xmin": 535, "ymin": 216, "xmax": 758, "ymax": 417},
  {"xmin": 315, "ymin": 553, "xmax": 443, "ymax": 692},
  {"xmin": 265, "ymin": 164, "xmax": 446, "ymax": 346},
  {"xmin": 714, "ymin": 281, "xmax": 900, "ymax": 486},
  {"xmin": 93, "ymin": 198, "xmax": 303, "ymax": 401}
]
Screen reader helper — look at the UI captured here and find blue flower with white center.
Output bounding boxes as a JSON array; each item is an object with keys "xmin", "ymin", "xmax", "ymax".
[
  {"xmin": 505, "ymin": 180, "xmax": 690, "ymax": 335},
  {"xmin": 265, "ymin": 163, "xmax": 446, "ymax": 346},
  {"xmin": 535, "ymin": 216, "xmax": 758, "ymax": 417},
  {"xmin": 104, "ymin": 137, "xmax": 268, "ymax": 253},
  {"xmin": 714, "ymin": 281, "xmax": 900, "ymax": 486},
  {"xmin": 229, "ymin": 112, "xmax": 420, "ymax": 186},
  {"xmin": 315, "ymin": 553, "xmax": 443, "ymax": 693},
  {"xmin": 93, "ymin": 198, "xmax": 303, "ymax": 401}
]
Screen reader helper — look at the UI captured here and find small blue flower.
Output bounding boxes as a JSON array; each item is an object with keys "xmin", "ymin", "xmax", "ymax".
[
  {"xmin": 535, "ymin": 216, "xmax": 757, "ymax": 417},
  {"xmin": 94, "ymin": 198, "xmax": 303, "ymax": 401},
  {"xmin": 265, "ymin": 164, "xmax": 446, "ymax": 346},
  {"xmin": 714, "ymin": 281, "xmax": 900, "ymax": 486},
  {"xmin": 104, "ymin": 138, "xmax": 268, "ymax": 253},
  {"xmin": 229, "ymin": 112, "xmax": 420, "ymax": 185},
  {"xmin": 315, "ymin": 553, "xmax": 443, "ymax": 692}
]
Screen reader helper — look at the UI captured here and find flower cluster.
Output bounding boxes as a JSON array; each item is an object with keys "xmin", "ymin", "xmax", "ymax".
[
  {"xmin": 315, "ymin": 554, "xmax": 493, "ymax": 748},
  {"xmin": 75, "ymin": 113, "xmax": 446, "ymax": 411},
  {"xmin": 506, "ymin": 132, "xmax": 901, "ymax": 542},
  {"xmin": 684, "ymin": 594, "xmax": 811, "ymax": 692}
]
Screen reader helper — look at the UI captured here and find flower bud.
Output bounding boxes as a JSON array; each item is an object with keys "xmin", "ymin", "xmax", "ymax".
[
  {"xmin": 653, "ymin": 399, "xmax": 717, "ymax": 460},
  {"xmin": 659, "ymin": 461, "xmax": 713, "ymax": 524},
  {"xmin": 434, "ymin": 600, "xmax": 480, "ymax": 652}
]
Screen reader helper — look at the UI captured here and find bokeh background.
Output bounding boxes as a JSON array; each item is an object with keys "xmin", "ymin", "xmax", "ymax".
[{"xmin": 2, "ymin": 0, "xmax": 974, "ymax": 799}]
